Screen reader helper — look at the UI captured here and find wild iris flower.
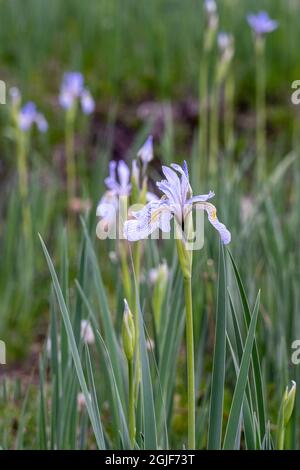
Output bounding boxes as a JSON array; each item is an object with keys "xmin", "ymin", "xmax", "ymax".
[
  {"xmin": 59, "ymin": 71, "xmax": 95, "ymax": 114},
  {"xmin": 124, "ymin": 160, "xmax": 231, "ymax": 245},
  {"xmin": 96, "ymin": 160, "xmax": 131, "ymax": 234},
  {"xmin": 218, "ymin": 32, "xmax": 232, "ymax": 52},
  {"xmin": 123, "ymin": 159, "xmax": 230, "ymax": 449},
  {"xmin": 96, "ymin": 137, "xmax": 155, "ymax": 236},
  {"xmin": 19, "ymin": 102, "xmax": 48, "ymax": 132},
  {"xmin": 247, "ymin": 11, "xmax": 278, "ymax": 36}
]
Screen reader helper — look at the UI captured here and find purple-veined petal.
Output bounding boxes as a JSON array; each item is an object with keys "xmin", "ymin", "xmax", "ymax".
[
  {"xmin": 124, "ymin": 200, "xmax": 172, "ymax": 241},
  {"xmin": 199, "ymin": 202, "xmax": 231, "ymax": 245},
  {"xmin": 186, "ymin": 191, "xmax": 215, "ymax": 205},
  {"xmin": 156, "ymin": 180, "xmax": 180, "ymax": 206},
  {"xmin": 160, "ymin": 209, "xmax": 172, "ymax": 232},
  {"xmin": 171, "ymin": 161, "xmax": 191, "ymax": 201},
  {"xmin": 161, "ymin": 165, "xmax": 182, "ymax": 204}
]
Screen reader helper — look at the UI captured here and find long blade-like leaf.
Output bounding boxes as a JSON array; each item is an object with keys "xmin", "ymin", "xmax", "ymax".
[
  {"xmin": 39, "ymin": 234, "xmax": 105, "ymax": 449},
  {"xmin": 207, "ymin": 243, "xmax": 227, "ymax": 449},
  {"xmin": 223, "ymin": 292, "xmax": 260, "ymax": 449},
  {"xmin": 228, "ymin": 251, "xmax": 266, "ymax": 439}
]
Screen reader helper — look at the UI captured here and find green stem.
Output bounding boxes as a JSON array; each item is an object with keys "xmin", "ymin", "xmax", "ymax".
[
  {"xmin": 199, "ymin": 51, "xmax": 208, "ymax": 183},
  {"xmin": 209, "ymin": 85, "xmax": 219, "ymax": 178},
  {"xmin": 120, "ymin": 242, "xmax": 132, "ymax": 303},
  {"xmin": 133, "ymin": 242, "xmax": 141, "ymax": 394},
  {"xmin": 128, "ymin": 358, "xmax": 135, "ymax": 447},
  {"xmin": 66, "ymin": 107, "xmax": 76, "ymax": 201},
  {"xmin": 255, "ymin": 36, "xmax": 266, "ymax": 180},
  {"xmin": 184, "ymin": 276, "xmax": 195, "ymax": 449},
  {"xmin": 17, "ymin": 132, "xmax": 31, "ymax": 239},
  {"xmin": 224, "ymin": 71, "xmax": 234, "ymax": 154},
  {"xmin": 16, "ymin": 131, "xmax": 33, "ymax": 280}
]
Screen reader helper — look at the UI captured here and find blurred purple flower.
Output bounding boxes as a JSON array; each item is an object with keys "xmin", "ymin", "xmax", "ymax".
[
  {"xmin": 218, "ymin": 32, "xmax": 230, "ymax": 51},
  {"xmin": 96, "ymin": 160, "xmax": 131, "ymax": 228},
  {"xmin": 59, "ymin": 71, "xmax": 95, "ymax": 114},
  {"xmin": 96, "ymin": 157, "xmax": 158, "ymax": 239},
  {"xmin": 36, "ymin": 113, "xmax": 48, "ymax": 132},
  {"xmin": 204, "ymin": 0, "xmax": 216, "ymax": 15},
  {"xmin": 81, "ymin": 89, "xmax": 95, "ymax": 114},
  {"xmin": 59, "ymin": 72, "xmax": 84, "ymax": 109},
  {"xmin": 137, "ymin": 135, "xmax": 153, "ymax": 167},
  {"xmin": 124, "ymin": 161, "xmax": 231, "ymax": 245},
  {"xmin": 104, "ymin": 160, "xmax": 132, "ymax": 196},
  {"xmin": 19, "ymin": 102, "xmax": 48, "ymax": 132},
  {"xmin": 247, "ymin": 11, "xmax": 278, "ymax": 35}
]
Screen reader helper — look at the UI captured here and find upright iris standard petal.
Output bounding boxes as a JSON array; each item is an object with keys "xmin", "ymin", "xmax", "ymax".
[
  {"xmin": 104, "ymin": 161, "xmax": 117, "ymax": 191},
  {"xmin": 104, "ymin": 160, "xmax": 131, "ymax": 196},
  {"xmin": 247, "ymin": 11, "xmax": 278, "ymax": 35},
  {"xmin": 62, "ymin": 72, "xmax": 84, "ymax": 98},
  {"xmin": 171, "ymin": 162, "xmax": 192, "ymax": 201},
  {"xmin": 137, "ymin": 135, "xmax": 153, "ymax": 165},
  {"xmin": 118, "ymin": 161, "xmax": 131, "ymax": 195}
]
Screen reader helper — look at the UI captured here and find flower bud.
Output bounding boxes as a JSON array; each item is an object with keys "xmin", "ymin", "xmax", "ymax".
[
  {"xmin": 277, "ymin": 380, "xmax": 297, "ymax": 449},
  {"xmin": 283, "ymin": 380, "xmax": 296, "ymax": 426},
  {"xmin": 122, "ymin": 299, "xmax": 135, "ymax": 362}
]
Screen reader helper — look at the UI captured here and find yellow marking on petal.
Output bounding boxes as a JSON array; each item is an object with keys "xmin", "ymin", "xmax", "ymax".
[
  {"xmin": 151, "ymin": 210, "xmax": 161, "ymax": 223},
  {"xmin": 202, "ymin": 202, "xmax": 217, "ymax": 220}
]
